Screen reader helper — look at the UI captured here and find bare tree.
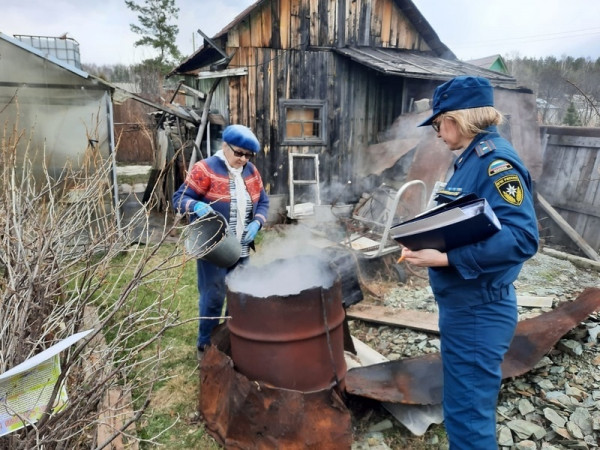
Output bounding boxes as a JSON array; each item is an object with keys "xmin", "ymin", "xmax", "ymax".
[{"xmin": 0, "ymin": 112, "xmax": 189, "ymax": 448}]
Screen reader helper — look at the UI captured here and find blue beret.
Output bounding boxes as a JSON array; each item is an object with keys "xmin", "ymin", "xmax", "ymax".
[
  {"xmin": 418, "ymin": 76, "xmax": 494, "ymax": 127},
  {"xmin": 222, "ymin": 124, "xmax": 260, "ymax": 153}
]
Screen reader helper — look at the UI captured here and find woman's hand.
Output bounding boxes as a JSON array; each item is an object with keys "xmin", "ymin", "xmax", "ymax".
[
  {"xmin": 241, "ymin": 220, "xmax": 261, "ymax": 244},
  {"xmin": 401, "ymin": 247, "xmax": 449, "ymax": 268}
]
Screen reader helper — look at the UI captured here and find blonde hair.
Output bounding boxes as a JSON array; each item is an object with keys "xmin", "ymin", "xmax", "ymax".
[{"xmin": 441, "ymin": 107, "xmax": 504, "ymax": 138}]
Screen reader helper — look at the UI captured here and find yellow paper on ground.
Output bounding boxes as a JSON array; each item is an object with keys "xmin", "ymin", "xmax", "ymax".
[{"xmin": 0, "ymin": 329, "xmax": 92, "ymax": 436}]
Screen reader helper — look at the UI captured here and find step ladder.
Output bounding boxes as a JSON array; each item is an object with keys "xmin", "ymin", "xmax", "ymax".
[{"xmin": 288, "ymin": 153, "xmax": 321, "ymax": 219}]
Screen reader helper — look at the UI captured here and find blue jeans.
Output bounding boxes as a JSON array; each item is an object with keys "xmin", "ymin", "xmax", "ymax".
[
  {"xmin": 195, "ymin": 257, "xmax": 247, "ymax": 349},
  {"xmin": 439, "ymin": 296, "xmax": 517, "ymax": 449}
]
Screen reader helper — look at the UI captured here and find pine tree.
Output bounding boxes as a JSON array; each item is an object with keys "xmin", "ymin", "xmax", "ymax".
[
  {"xmin": 125, "ymin": 0, "xmax": 182, "ymax": 70},
  {"xmin": 563, "ymin": 102, "xmax": 582, "ymax": 126}
]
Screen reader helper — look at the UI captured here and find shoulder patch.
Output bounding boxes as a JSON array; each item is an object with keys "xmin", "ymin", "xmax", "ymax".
[
  {"xmin": 436, "ymin": 189, "xmax": 461, "ymax": 197},
  {"xmin": 488, "ymin": 159, "xmax": 513, "ymax": 176},
  {"xmin": 475, "ymin": 140, "xmax": 496, "ymax": 157},
  {"xmin": 494, "ymin": 174, "xmax": 524, "ymax": 206}
]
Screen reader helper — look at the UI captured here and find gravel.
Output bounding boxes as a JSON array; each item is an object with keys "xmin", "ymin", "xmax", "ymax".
[{"xmin": 348, "ymin": 249, "xmax": 600, "ymax": 449}]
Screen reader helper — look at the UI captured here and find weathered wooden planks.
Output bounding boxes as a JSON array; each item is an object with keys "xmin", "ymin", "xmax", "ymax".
[
  {"xmin": 347, "ymin": 295, "xmax": 557, "ymax": 333},
  {"xmin": 346, "ymin": 303, "xmax": 439, "ymax": 333},
  {"xmin": 538, "ymin": 129, "xmax": 600, "ymax": 254}
]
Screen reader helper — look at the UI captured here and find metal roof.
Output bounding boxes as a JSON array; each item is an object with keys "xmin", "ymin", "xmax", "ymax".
[
  {"xmin": 170, "ymin": 0, "xmax": 456, "ymax": 77},
  {"xmin": 0, "ymin": 32, "xmax": 89, "ymax": 79},
  {"xmin": 334, "ymin": 47, "xmax": 517, "ymax": 86}
]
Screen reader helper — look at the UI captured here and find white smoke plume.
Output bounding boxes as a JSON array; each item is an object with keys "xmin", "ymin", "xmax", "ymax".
[{"xmin": 226, "ymin": 225, "xmax": 338, "ymax": 298}]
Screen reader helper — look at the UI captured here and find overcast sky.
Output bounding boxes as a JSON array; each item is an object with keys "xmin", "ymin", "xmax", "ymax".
[{"xmin": 2, "ymin": 0, "xmax": 599, "ymax": 66}]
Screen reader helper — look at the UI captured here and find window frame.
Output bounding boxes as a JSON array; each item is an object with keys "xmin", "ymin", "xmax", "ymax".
[{"xmin": 279, "ymin": 99, "xmax": 327, "ymax": 145}]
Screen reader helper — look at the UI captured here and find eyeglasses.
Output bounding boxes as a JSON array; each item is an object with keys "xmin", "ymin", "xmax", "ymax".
[
  {"xmin": 227, "ymin": 143, "xmax": 255, "ymax": 159},
  {"xmin": 432, "ymin": 119, "xmax": 441, "ymax": 133}
]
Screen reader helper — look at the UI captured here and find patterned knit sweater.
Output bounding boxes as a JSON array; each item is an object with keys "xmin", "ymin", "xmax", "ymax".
[{"xmin": 172, "ymin": 156, "xmax": 269, "ymax": 227}]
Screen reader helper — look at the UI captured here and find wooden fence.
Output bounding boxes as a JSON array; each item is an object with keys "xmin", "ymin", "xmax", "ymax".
[{"xmin": 536, "ymin": 126, "xmax": 600, "ymax": 258}]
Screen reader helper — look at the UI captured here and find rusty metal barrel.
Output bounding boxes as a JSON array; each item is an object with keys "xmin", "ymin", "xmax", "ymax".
[{"xmin": 226, "ymin": 256, "xmax": 347, "ymax": 392}]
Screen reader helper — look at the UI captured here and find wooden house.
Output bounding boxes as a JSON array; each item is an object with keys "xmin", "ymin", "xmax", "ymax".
[
  {"xmin": 169, "ymin": 0, "xmax": 536, "ymax": 208},
  {"xmin": 466, "ymin": 54, "xmax": 510, "ymax": 75}
]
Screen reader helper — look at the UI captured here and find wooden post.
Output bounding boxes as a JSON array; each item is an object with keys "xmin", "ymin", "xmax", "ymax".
[
  {"xmin": 187, "ymin": 78, "xmax": 223, "ymax": 173},
  {"xmin": 537, "ymin": 193, "xmax": 600, "ymax": 262},
  {"xmin": 81, "ymin": 306, "xmax": 139, "ymax": 450}
]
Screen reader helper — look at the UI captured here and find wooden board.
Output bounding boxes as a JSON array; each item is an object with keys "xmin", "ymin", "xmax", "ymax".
[
  {"xmin": 348, "ymin": 296, "xmax": 556, "ymax": 333},
  {"xmin": 346, "ymin": 304, "xmax": 439, "ymax": 333},
  {"xmin": 538, "ymin": 193, "xmax": 600, "ymax": 261},
  {"xmin": 517, "ymin": 295, "xmax": 554, "ymax": 308}
]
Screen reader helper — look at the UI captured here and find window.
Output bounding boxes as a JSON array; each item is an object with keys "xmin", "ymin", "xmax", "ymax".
[{"xmin": 280, "ymin": 99, "xmax": 326, "ymax": 145}]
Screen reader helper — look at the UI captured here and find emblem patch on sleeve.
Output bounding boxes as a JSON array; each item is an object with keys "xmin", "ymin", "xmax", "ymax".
[
  {"xmin": 488, "ymin": 159, "xmax": 513, "ymax": 176},
  {"xmin": 494, "ymin": 174, "xmax": 524, "ymax": 206}
]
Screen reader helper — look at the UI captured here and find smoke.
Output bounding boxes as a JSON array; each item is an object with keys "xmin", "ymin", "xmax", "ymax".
[
  {"xmin": 226, "ymin": 225, "xmax": 338, "ymax": 297},
  {"xmin": 318, "ymin": 179, "xmax": 354, "ymax": 205}
]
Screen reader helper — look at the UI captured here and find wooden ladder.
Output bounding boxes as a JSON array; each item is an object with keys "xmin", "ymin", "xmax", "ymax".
[{"xmin": 288, "ymin": 153, "xmax": 321, "ymax": 219}]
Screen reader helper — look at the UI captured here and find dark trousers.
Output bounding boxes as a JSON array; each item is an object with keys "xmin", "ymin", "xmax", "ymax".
[
  {"xmin": 439, "ymin": 296, "xmax": 517, "ymax": 449},
  {"xmin": 195, "ymin": 257, "xmax": 248, "ymax": 349},
  {"xmin": 196, "ymin": 259, "xmax": 227, "ymax": 349}
]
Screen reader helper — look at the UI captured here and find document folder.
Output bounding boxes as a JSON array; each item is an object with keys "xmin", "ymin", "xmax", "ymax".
[{"xmin": 390, "ymin": 195, "xmax": 501, "ymax": 252}]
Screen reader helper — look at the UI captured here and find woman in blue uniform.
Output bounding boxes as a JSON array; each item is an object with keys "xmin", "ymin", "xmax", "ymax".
[{"xmin": 402, "ymin": 76, "xmax": 539, "ymax": 449}]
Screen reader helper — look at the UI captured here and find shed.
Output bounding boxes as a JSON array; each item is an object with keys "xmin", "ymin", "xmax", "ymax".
[
  {"xmin": 466, "ymin": 54, "xmax": 510, "ymax": 75},
  {"xmin": 0, "ymin": 33, "xmax": 115, "ymax": 179},
  {"xmin": 169, "ymin": 0, "xmax": 541, "ymax": 208}
]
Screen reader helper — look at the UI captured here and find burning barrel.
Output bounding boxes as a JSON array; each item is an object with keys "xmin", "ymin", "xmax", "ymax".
[{"xmin": 226, "ymin": 256, "xmax": 347, "ymax": 392}]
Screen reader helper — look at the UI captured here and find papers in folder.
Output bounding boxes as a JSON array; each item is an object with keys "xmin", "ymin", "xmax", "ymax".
[{"xmin": 390, "ymin": 194, "xmax": 501, "ymax": 252}]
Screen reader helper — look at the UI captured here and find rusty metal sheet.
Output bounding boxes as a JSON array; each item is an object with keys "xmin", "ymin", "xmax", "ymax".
[
  {"xmin": 359, "ymin": 138, "xmax": 419, "ymax": 176},
  {"xmin": 199, "ymin": 346, "xmax": 353, "ymax": 449},
  {"xmin": 345, "ymin": 352, "xmax": 443, "ymax": 405},
  {"xmin": 501, "ymin": 287, "xmax": 600, "ymax": 378},
  {"xmin": 345, "ymin": 287, "xmax": 600, "ymax": 405}
]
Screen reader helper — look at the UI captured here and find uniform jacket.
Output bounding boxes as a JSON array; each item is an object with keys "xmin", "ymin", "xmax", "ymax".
[
  {"xmin": 172, "ymin": 155, "xmax": 269, "ymax": 226},
  {"xmin": 429, "ymin": 126, "xmax": 539, "ymax": 307}
]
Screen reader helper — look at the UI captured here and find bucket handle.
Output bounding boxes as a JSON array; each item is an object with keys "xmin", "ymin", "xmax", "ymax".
[{"xmin": 320, "ymin": 289, "xmax": 343, "ymax": 393}]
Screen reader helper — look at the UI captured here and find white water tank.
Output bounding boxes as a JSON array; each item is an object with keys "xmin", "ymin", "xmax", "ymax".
[{"xmin": 13, "ymin": 34, "xmax": 81, "ymax": 68}]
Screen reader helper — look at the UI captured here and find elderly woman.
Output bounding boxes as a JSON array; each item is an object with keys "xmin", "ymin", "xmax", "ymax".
[
  {"xmin": 173, "ymin": 124, "xmax": 269, "ymax": 360},
  {"xmin": 402, "ymin": 76, "xmax": 539, "ymax": 449}
]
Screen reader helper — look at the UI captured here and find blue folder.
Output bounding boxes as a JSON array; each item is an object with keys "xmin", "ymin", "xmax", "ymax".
[{"xmin": 390, "ymin": 195, "xmax": 501, "ymax": 252}]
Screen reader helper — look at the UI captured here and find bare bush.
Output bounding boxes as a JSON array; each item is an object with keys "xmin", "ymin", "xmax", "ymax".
[{"xmin": 0, "ymin": 119, "xmax": 184, "ymax": 449}]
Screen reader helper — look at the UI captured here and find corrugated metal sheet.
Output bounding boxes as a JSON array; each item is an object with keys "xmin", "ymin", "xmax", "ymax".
[{"xmin": 333, "ymin": 47, "xmax": 517, "ymax": 85}]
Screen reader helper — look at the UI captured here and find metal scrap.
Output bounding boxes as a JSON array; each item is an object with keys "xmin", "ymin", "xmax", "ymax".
[
  {"xmin": 345, "ymin": 287, "xmax": 600, "ymax": 405},
  {"xmin": 198, "ymin": 345, "xmax": 353, "ymax": 449}
]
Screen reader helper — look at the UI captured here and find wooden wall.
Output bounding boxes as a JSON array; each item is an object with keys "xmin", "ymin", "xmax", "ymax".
[
  {"xmin": 225, "ymin": 44, "xmax": 404, "ymax": 198},
  {"xmin": 207, "ymin": 0, "xmax": 434, "ymax": 198},
  {"xmin": 113, "ymin": 100, "xmax": 155, "ymax": 163},
  {"xmin": 537, "ymin": 126, "xmax": 600, "ymax": 255},
  {"xmin": 226, "ymin": 0, "xmax": 432, "ymax": 51}
]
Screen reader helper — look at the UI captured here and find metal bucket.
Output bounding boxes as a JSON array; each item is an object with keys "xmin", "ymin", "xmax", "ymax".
[
  {"xmin": 226, "ymin": 256, "xmax": 347, "ymax": 392},
  {"xmin": 183, "ymin": 212, "xmax": 241, "ymax": 268}
]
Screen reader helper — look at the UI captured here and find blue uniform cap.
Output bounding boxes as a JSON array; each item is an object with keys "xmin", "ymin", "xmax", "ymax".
[
  {"xmin": 418, "ymin": 76, "xmax": 495, "ymax": 127},
  {"xmin": 223, "ymin": 124, "xmax": 260, "ymax": 153}
]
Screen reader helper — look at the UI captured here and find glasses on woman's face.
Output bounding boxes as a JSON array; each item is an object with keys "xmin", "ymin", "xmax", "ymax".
[
  {"xmin": 227, "ymin": 143, "xmax": 254, "ymax": 159},
  {"xmin": 432, "ymin": 118, "xmax": 442, "ymax": 133}
]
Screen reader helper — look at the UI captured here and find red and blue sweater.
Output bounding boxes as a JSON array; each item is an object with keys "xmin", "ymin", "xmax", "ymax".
[{"xmin": 172, "ymin": 156, "xmax": 269, "ymax": 226}]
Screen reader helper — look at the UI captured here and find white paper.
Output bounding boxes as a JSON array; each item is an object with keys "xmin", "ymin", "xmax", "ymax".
[{"xmin": 0, "ymin": 329, "xmax": 93, "ymax": 436}]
